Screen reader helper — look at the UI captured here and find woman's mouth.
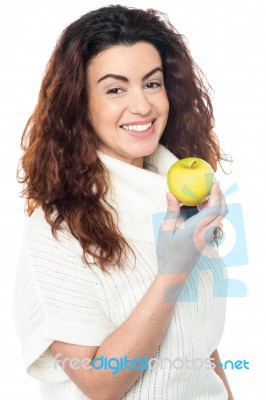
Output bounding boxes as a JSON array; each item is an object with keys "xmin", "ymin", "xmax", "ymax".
[{"xmin": 120, "ymin": 120, "xmax": 155, "ymax": 137}]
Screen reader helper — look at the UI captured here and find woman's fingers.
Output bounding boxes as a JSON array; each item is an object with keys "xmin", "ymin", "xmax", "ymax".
[
  {"xmin": 161, "ymin": 192, "xmax": 181, "ymax": 232},
  {"xmin": 207, "ymin": 181, "xmax": 222, "ymax": 207},
  {"xmin": 197, "ymin": 182, "xmax": 221, "ymax": 211},
  {"xmin": 197, "ymin": 199, "xmax": 208, "ymax": 211},
  {"xmin": 157, "ymin": 184, "xmax": 228, "ymax": 277},
  {"xmin": 185, "ymin": 182, "xmax": 228, "ymax": 234},
  {"xmin": 207, "ymin": 181, "xmax": 228, "ymax": 222},
  {"xmin": 189, "ymin": 182, "xmax": 228, "ymax": 252}
]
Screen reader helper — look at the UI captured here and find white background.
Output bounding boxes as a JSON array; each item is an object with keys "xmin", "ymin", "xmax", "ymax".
[{"xmin": 1, "ymin": 0, "xmax": 265, "ymax": 398}]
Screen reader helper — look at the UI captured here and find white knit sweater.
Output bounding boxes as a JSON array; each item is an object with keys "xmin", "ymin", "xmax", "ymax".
[{"xmin": 13, "ymin": 144, "xmax": 228, "ymax": 399}]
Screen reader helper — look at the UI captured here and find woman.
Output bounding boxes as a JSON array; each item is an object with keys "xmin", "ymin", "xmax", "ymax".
[{"xmin": 13, "ymin": 5, "xmax": 234, "ymax": 399}]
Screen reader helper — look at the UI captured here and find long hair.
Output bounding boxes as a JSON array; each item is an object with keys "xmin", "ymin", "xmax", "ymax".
[{"xmin": 17, "ymin": 5, "xmax": 228, "ymax": 271}]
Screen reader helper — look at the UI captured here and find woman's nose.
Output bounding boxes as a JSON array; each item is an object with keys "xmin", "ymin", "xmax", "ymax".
[{"xmin": 128, "ymin": 89, "xmax": 152, "ymax": 115}]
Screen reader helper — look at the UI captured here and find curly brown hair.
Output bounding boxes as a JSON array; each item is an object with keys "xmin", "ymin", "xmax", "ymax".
[{"xmin": 17, "ymin": 5, "xmax": 229, "ymax": 271}]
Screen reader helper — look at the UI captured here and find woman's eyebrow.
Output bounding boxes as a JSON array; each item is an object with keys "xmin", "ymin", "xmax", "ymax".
[{"xmin": 97, "ymin": 67, "xmax": 163, "ymax": 84}]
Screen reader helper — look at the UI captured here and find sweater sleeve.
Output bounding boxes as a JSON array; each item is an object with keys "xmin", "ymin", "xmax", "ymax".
[{"xmin": 13, "ymin": 207, "xmax": 115, "ymax": 382}]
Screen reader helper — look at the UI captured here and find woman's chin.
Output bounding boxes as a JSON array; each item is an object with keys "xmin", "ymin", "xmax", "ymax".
[{"xmin": 129, "ymin": 139, "xmax": 160, "ymax": 158}]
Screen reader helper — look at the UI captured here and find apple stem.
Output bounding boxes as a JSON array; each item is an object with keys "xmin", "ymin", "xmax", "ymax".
[{"xmin": 191, "ymin": 161, "xmax": 197, "ymax": 168}]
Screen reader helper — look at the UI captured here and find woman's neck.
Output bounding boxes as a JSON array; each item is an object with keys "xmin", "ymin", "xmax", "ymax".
[{"xmin": 96, "ymin": 146, "xmax": 144, "ymax": 168}]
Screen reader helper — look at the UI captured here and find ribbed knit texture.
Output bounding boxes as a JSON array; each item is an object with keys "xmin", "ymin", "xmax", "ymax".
[{"xmin": 13, "ymin": 144, "xmax": 228, "ymax": 399}]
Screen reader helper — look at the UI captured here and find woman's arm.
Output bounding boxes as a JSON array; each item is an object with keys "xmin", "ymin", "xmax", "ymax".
[
  {"xmin": 211, "ymin": 349, "xmax": 234, "ymax": 400},
  {"xmin": 49, "ymin": 183, "xmax": 226, "ymax": 400},
  {"xmin": 49, "ymin": 273, "xmax": 182, "ymax": 400}
]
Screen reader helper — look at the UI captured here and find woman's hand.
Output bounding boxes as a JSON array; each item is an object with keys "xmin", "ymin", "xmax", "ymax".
[{"xmin": 157, "ymin": 181, "xmax": 228, "ymax": 279}]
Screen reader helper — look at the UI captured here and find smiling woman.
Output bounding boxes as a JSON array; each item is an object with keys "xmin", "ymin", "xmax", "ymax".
[
  {"xmin": 13, "ymin": 4, "xmax": 233, "ymax": 400},
  {"xmin": 87, "ymin": 43, "xmax": 169, "ymax": 166}
]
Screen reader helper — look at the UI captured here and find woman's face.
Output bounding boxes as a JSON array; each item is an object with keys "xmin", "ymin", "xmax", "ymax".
[{"xmin": 86, "ymin": 42, "xmax": 169, "ymax": 167}]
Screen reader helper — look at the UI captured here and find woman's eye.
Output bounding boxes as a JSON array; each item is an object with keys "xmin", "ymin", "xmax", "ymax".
[
  {"xmin": 146, "ymin": 81, "xmax": 162, "ymax": 89},
  {"xmin": 106, "ymin": 88, "xmax": 124, "ymax": 95}
]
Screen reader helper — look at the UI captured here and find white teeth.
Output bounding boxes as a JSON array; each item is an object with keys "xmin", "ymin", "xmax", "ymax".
[{"xmin": 122, "ymin": 122, "xmax": 152, "ymax": 131}]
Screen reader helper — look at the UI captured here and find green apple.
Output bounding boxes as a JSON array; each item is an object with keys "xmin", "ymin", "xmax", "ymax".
[{"xmin": 167, "ymin": 157, "xmax": 215, "ymax": 206}]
